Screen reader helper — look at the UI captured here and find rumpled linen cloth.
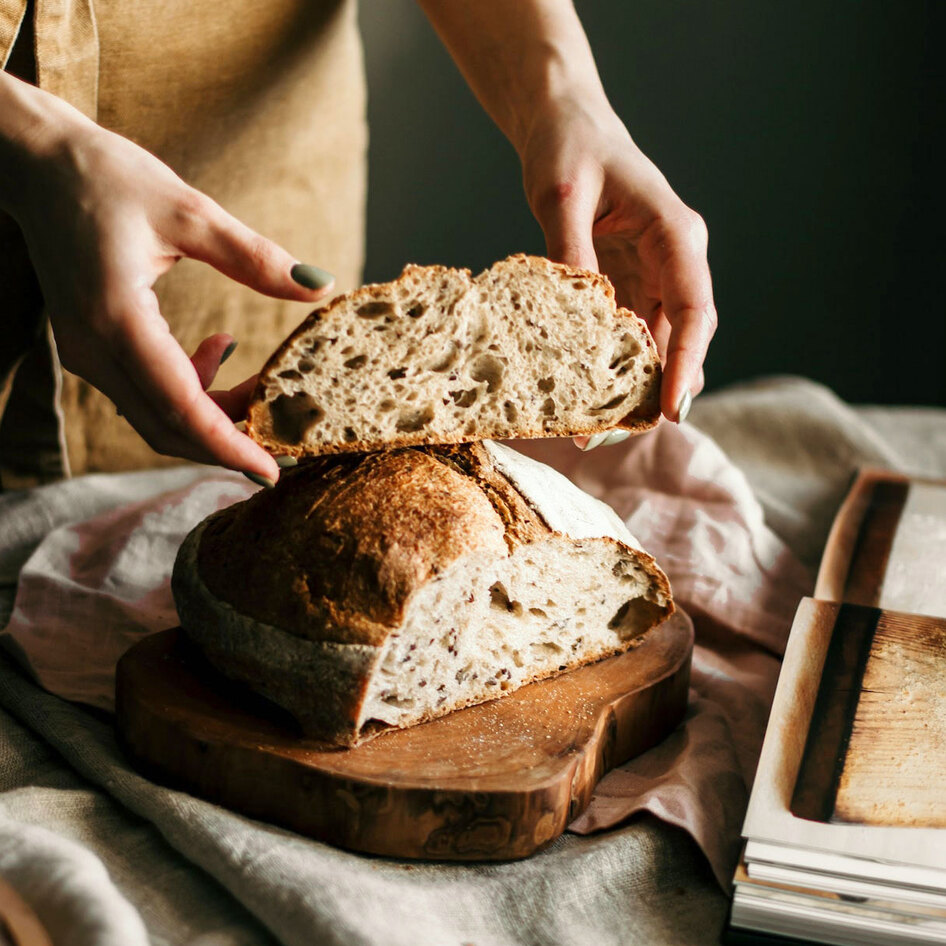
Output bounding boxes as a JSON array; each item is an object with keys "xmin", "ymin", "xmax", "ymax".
[{"xmin": 0, "ymin": 377, "xmax": 943, "ymax": 946}]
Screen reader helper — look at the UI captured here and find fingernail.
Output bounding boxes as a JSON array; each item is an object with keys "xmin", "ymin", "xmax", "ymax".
[
  {"xmin": 275, "ymin": 455, "xmax": 298, "ymax": 469},
  {"xmin": 219, "ymin": 340, "xmax": 237, "ymax": 365},
  {"xmin": 234, "ymin": 420, "xmax": 247, "ymax": 432},
  {"xmin": 242, "ymin": 470, "xmax": 276, "ymax": 489},
  {"xmin": 582, "ymin": 432, "xmax": 609, "ymax": 452},
  {"xmin": 291, "ymin": 263, "xmax": 334, "ymax": 291},
  {"xmin": 600, "ymin": 429, "xmax": 630, "ymax": 447},
  {"xmin": 677, "ymin": 390, "xmax": 693, "ymax": 424}
]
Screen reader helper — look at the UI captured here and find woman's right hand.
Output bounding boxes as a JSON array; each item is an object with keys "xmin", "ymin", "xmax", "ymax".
[{"xmin": 0, "ymin": 73, "xmax": 334, "ymax": 482}]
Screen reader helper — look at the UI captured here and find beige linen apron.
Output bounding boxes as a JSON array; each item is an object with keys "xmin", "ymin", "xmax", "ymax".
[{"xmin": 0, "ymin": 0, "xmax": 366, "ymax": 484}]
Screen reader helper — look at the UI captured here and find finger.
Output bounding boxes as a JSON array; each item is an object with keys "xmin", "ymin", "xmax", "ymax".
[
  {"xmin": 171, "ymin": 190, "xmax": 335, "ymax": 302},
  {"xmin": 93, "ymin": 351, "xmax": 239, "ymax": 465},
  {"xmin": 190, "ymin": 333, "xmax": 235, "ymax": 390},
  {"xmin": 207, "ymin": 373, "xmax": 259, "ymax": 421},
  {"xmin": 647, "ymin": 312, "xmax": 672, "ymax": 364},
  {"xmin": 105, "ymin": 289, "xmax": 279, "ymax": 479},
  {"xmin": 534, "ymin": 179, "xmax": 600, "ymax": 272},
  {"xmin": 659, "ymin": 223, "xmax": 717, "ymax": 421}
]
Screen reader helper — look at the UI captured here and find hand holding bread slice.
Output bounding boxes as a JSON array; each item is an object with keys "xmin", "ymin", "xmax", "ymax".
[{"xmin": 246, "ymin": 254, "xmax": 661, "ymax": 458}]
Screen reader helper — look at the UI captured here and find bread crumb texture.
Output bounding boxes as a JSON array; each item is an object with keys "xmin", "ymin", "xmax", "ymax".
[{"xmin": 246, "ymin": 254, "xmax": 661, "ymax": 456}]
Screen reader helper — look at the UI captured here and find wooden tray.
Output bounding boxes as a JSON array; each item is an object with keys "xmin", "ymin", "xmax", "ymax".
[{"xmin": 116, "ymin": 613, "xmax": 692, "ymax": 861}]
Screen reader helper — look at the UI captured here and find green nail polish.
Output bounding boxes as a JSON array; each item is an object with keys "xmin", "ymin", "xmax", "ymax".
[
  {"xmin": 275, "ymin": 454, "xmax": 298, "ymax": 469},
  {"xmin": 291, "ymin": 263, "xmax": 334, "ymax": 291},
  {"xmin": 219, "ymin": 340, "xmax": 238, "ymax": 365},
  {"xmin": 243, "ymin": 470, "xmax": 276, "ymax": 489}
]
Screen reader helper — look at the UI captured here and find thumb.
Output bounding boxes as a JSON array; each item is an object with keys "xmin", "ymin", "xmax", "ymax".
[
  {"xmin": 534, "ymin": 181, "xmax": 599, "ymax": 273},
  {"xmin": 174, "ymin": 190, "xmax": 335, "ymax": 302}
]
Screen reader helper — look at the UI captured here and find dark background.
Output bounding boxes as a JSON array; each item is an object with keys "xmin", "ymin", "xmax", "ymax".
[{"xmin": 359, "ymin": 1, "xmax": 944, "ymax": 407}]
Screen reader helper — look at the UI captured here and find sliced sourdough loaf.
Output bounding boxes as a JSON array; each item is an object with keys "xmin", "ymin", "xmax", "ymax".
[
  {"xmin": 246, "ymin": 254, "xmax": 661, "ymax": 457},
  {"xmin": 171, "ymin": 441, "xmax": 673, "ymax": 747}
]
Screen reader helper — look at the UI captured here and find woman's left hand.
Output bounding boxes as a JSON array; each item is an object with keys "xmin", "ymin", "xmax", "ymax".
[{"xmin": 519, "ymin": 95, "xmax": 717, "ymax": 425}]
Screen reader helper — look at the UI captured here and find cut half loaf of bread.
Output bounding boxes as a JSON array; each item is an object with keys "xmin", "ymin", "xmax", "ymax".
[
  {"xmin": 171, "ymin": 441, "xmax": 673, "ymax": 747},
  {"xmin": 246, "ymin": 254, "xmax": 661, "ymax": 457}
]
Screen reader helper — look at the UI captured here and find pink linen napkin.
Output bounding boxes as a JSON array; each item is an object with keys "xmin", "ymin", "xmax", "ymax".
[{"xmin": 2, "ymin": 422, "xmax": 811, "ymax": 888}]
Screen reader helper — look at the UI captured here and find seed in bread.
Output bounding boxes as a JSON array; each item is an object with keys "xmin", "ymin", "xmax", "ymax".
[
  {"xmin": 171, "ymin": 441, "xmax": 673, "ymax": 747},
  {"xmin": 246, "ymin": 254, "xmax": 661, "ymax": 458}
]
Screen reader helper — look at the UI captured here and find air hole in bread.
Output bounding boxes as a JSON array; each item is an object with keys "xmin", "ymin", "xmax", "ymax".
[
  {"xmin": 541, "ymin": 397, "xmax": 556, "ymax": 417},
  {"xmin": 537, "ymin": 377, "xmax": 555, "ymax": 393},
  {"xmin": 531, "ymin": 641, "xmax": 563, "ymax": 654},
  {"xmin": 528, "ymin": 607, "xmax": 548, "ymax": 619},
  {"xmin": 381, "ymin": 692, "xmax": 415, "ymax": 708},
  {"xmin": 388, "ymin": 367, "xmax": 407, "ymax": 380},
  {"xmin": 572, "ymin": 280, "xmax": 588, "ymax": 290},
  {"xmin": 591, "ymin": 392, "xmax": 628, "ymax": 412},
  {"xmin": 643, "ymin": 365, "xmax": 653, "ymax": 374},
  {"xmin": 343, "ymin": 426, "xmax": 357, "ymax": 442},
  {"xmin": 341, "ymin": 345, "xmax": 354, "ymax": 356},
  {"xmin": 343, "ymin": 354, "xmax": 367, "ymax": 369},
  {"xmin": 358, "ymin": 301, "xmax": 395, "ymax": 319},
  {"xmin": 269, "ymin": 392, "xmax": 324, "ymax": 442},
  {"xmin": 298, "ymin": 359, "xmax": 315, "ymax": 373},
  {"xmin": 609, "ymin": 336, "xmax": 641, "ymax": 369},
  {"xmin": 277, "ymin": 369, "xmax": 302, "ymax": 382},
  {"xmin": 489, "ymin": 581, "xmax": 523, "ymax": 616},
  {"xmin": 428, "ymin": 343, "xmax": 458, "ymax": 373},
  {"xmin": 407, "ymin": 302, "xmax": 426, "ymax": 318},
  {"xmin": 396, "ymin": 404, "xmax": 435, "ymax": 432},
  {"xmin": 470, "ymin": 354, "xmax": 506, "ymax": 393},
  {"xmin": 608, "ymin": 600, "xmax": 635, "ymax": 633},
  {"xmin": 379, "ymin": 399, "xmax": 395, "ymax": 412},
  {"xmin": 450, "ymin": 389, "xmax": 478, "ymax": 408},
  {"xmin": 503, "ymin": 401, "xmax": 518, "ymax": 423}
]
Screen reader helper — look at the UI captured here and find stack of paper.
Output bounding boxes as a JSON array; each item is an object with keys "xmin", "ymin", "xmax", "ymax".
[{"xmin": 728, "ymin": 471, "xmax": 946, "ymax": 946}]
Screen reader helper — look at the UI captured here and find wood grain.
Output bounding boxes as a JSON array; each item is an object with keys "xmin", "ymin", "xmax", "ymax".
[
  {"xmin": 836, "ymin": 610, "xmax": 946, "ymax": 826},
  {"xmin": 115, "ymin": 615, "xmax": 692, "ymax": 861},
  {"xmin": 815, "ymin": 470, "xmax": 909, "ymax": 607},
  {"xmin": 790, "ymin": 604, "xmax": 879, "ymax": 822},
  {"xmin": 790, "ymin": 605, "xmax": 946, "ymax": 828}
]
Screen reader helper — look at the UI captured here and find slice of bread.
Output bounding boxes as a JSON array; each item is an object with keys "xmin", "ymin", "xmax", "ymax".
[
  {"xmin": 246, "ymin": 254, "xmax": 661, "ymax": 457},
  {"xmin": 171, "ymin": 441, "xmax": 673, "ymax": 746}
]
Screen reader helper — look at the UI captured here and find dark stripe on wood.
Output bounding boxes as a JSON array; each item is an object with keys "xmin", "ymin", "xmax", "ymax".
[
  {"xmin": 842, "ymin": 480, "xmax": 909, "ymax": 607},
  {"xmin": 790, "ymin": 604, "xmax": 880, "ymax": 823}
]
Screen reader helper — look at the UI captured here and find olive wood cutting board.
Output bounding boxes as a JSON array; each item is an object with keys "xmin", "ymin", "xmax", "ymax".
[{"xmin": 116, "ymin": 613, "xmax": 692, "ymax": 861}]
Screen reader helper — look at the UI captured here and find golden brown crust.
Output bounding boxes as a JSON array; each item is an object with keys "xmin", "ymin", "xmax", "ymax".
[{"xmin": 196, "ymin": 448, "xmax": 509, "ymax": 648}]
